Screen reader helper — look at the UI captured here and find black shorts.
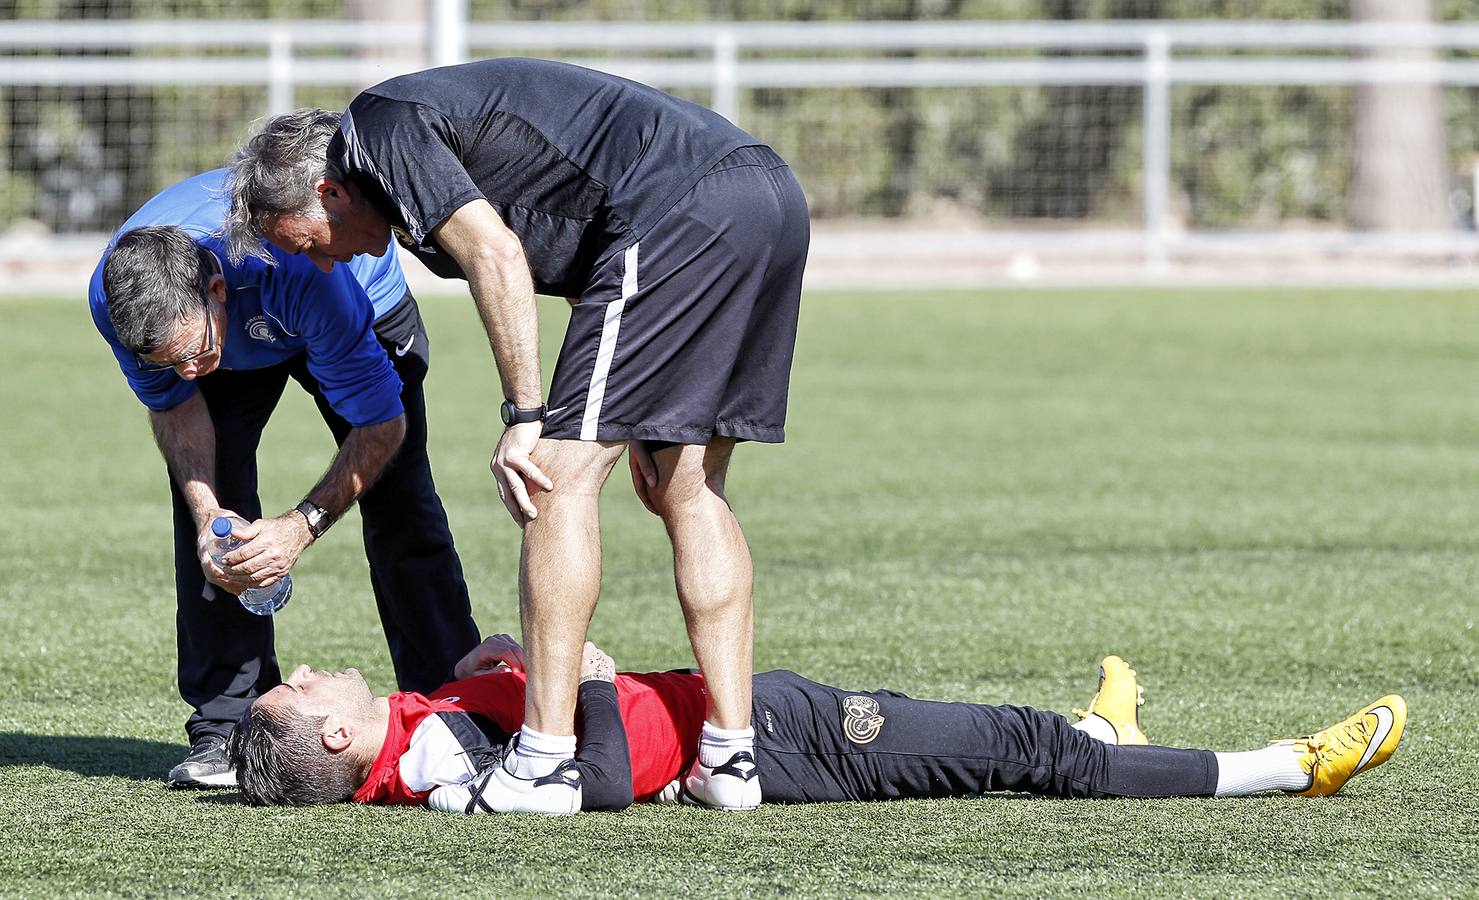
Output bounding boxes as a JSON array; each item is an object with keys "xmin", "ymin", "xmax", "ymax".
[{"xmin": 543, "ymin": 146, "xmax": 809, "ymax": 444}]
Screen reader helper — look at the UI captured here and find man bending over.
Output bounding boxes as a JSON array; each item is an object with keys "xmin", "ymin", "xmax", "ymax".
[
  {"xmin": 228, "ymin": 639, "xmax": 1406, "ymax": 811},
  {"xmin": 228, "ymin": 61, "xmax": 811, "ymax": 812},
  {"xmin": 90, "ymin": 167, "xmax": 480, "ymax": 787}
]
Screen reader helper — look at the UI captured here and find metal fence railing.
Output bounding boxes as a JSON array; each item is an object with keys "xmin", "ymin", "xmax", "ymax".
[{"xmin": 5, "ymin": 14, "xmax": 1479, "ymax": 279}]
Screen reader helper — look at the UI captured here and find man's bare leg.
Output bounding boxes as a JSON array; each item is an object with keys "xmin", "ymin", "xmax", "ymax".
[
  {"xmin": 517, "ymin": 438, "xmax": 624, "ymax": 746},
  {"xmin": 432, "ymin": 437, "xmax": 622, "ymax": 815},
  {"xmin": 646, "ymin": 439, "xmax": 761, "ymax": 808},
  {"xmin": 648, "ymin": 440, "xmax": 752, "ymax": 729}
]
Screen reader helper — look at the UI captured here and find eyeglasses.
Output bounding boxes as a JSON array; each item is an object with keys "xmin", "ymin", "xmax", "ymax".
[{"xmin": 135, "ymin": 305, "xmax": 216, "ymax": 373}]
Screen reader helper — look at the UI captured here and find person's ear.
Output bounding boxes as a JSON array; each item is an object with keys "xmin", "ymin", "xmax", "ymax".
[
  {"xmin": 207, "ymin": 273, "xmax": 227, "ymax": 306},
  {"xmin": 321, "ymin": 717, "xmax": 355, "ymax": 753},
  {"xmin": 316, "ymin": 177, "xmax": 351, "ymax": 213}
]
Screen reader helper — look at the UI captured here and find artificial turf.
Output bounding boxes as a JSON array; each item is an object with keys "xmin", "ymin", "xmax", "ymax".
[{"xmin": 1, "ymin": 287, "xmax": 1475, "ymax": 897}]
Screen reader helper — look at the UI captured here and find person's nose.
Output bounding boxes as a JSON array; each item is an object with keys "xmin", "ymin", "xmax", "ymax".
[{"xmin": 287, "ymin": 664, "xmax": 311, "ymax": 684}]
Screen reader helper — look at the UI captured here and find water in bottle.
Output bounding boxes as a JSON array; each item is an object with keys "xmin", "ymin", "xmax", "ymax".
[{"xmin": 210, "ymin": 516, "xmax": 293, "ymax": 616}]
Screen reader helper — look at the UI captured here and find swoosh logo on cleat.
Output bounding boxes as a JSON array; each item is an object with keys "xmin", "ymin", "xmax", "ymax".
[{"xmin": 1356, "ymin": 705, "xmax": 1395, "ymax": 774}]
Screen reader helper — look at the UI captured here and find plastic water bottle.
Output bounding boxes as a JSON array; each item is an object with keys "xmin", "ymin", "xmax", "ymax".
[{"xmin": 210, "ymin": 516, "xmax": 292, "ymax": 616}]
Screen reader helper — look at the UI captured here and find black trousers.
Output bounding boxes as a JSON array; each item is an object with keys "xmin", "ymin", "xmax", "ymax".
[
  {"xmin": 170, "ymin": 293, "xmax": 480, "ymax": 742},
  {"xmin": 751, "ymin": 670, "xmax": 1218, "ymax": 803}
]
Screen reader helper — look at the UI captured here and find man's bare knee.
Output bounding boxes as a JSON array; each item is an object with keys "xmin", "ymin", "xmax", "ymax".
[
  {"xmin": 530, "ymin": 439, "xmax": 624, "ymax": 502},
  {"xmin": 648, "ymin": 440, "xmax": 738, "ymax": 517}
]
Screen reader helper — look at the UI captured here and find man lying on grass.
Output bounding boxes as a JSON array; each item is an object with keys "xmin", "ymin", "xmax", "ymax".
[{"xmin": 227, "ymin": 634, "xmax": 1405, "ymax": 813}]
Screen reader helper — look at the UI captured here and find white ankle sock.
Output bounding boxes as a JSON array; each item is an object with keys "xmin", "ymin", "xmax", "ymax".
[
  {"xmin": 506, "ymin": 725, "xmax": 576, "ymax": 779},
  {"xmin": 1213, "ymin": 743, "xmax": 1309, "ymax": 796},
  {"xmin": 1073, "ymin": 714, "xmax": 1120, "ymax": 745},
  {"xmin": 698, "ymin": 722, "xmax": 754, "ymax": 768}
]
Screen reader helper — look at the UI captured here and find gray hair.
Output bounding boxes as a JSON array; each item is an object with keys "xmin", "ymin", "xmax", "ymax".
[
  {"xmin": 227, "ymin": 702, "xmax": 361, "ymax": 806},
  {"xmin": 101, "ymin": 226, "xmax": 214, "ymax": 355},
  {"xmin": 225, "ymin": 107, "xmax": 342, "ymax": 265}
]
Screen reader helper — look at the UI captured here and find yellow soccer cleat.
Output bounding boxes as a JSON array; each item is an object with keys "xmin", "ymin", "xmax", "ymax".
[
  {"xmin": 1072, "ymin": 655, "xmax": 1149, "ymax": 746},
  {"xmin": 1283, "ymin": 694, "xmax": 1407, "ymax": 797}
]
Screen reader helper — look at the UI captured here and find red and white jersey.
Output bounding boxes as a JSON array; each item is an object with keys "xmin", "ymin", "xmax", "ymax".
[{"xmin": 353, "ymin": 668, "xmax": 707, "ymax": 806}]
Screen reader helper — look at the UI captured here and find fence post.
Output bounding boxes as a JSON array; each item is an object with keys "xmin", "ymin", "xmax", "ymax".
[
  {"xmin": 713, "ymin": 28, "xmax": 739, "ymax": 124},
  {"xmin": 267, "ymin": 27, "xmax": 294, "ymax": 115},
  {"xmin": 430, "ymin": 0, "xmax": 469, "ymax": 67},
  {"xmin": 1471, "ymin": 158, "xmax": 1479, "ymax": 230},
  {"xmin": 1142, "ymin": 28, "xmax": 1171, "ymax": 273}
]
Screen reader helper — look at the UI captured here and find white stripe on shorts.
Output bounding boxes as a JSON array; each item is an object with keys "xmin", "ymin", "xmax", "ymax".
[{"xmin": 580, "ymin": 242, "xmax": 638, "ymax": 440}]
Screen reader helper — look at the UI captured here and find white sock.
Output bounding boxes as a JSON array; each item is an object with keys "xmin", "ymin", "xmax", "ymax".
[
  {"xmin": 1073, "ymin": 714, "xmax": 1120, "ymax": 745},
  {"xmin": 698, "ymin": 722, "xmax": 754, "ymax": 769},
  {"xmin": 506, "ymin": 725, "xmax": 576, "ymax": 779},
  {"xmin": 1213, "ymin": 743, "xmax": 1310, "ymax": 796}
]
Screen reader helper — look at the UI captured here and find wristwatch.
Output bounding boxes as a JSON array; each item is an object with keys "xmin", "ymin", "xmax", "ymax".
[
  {"xmin": 294, "ymin": 500, "xmax": 334, "ymax": 540},
  {"xmin": 500, "ymin": 399, "xmax": 547, "ymax": 426}
]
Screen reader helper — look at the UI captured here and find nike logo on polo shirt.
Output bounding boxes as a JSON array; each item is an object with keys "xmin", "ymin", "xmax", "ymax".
[{"xmin": 394, "ymin": 335, "xmax": 416, "ymax": 357}]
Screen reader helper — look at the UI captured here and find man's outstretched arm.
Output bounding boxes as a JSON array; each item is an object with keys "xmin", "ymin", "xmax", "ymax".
[
  {"xmin": 149, "ymin": 392, "xmax": 244, "ymax": 591},
  {"xmin": 220, "ymin": 414, "xmax": 406, "ymax": 587},
  {"xmin": 444, "ymin": 636, "xmax": 633, "ymax": 812},
  {"xmin": 432, "ymin": 200, "xmax": 550, "ymax": 526},
  {"xmin": 573, "ymin": 643, "xmax": 633, "ymax": 813}
]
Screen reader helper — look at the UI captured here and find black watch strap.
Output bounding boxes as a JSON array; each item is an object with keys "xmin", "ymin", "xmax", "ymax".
[
  {"xmin": 294, "ymin": 500, "xmax": 334, "ymax": 539},
  {"xmin": 500, "ymin": 399, "xmax": 547, "ymax": 426}
]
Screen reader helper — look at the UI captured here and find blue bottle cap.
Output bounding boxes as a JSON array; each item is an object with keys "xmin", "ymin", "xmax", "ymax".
[{"xmin": 211, "ymin": 517, "xmax": 234, "ymax": 538}]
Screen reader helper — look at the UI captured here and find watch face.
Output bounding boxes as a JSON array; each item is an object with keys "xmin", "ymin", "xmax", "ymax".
[{"xmin": 499, "ymin": 401, "xmax": 545, "ymax": 425}]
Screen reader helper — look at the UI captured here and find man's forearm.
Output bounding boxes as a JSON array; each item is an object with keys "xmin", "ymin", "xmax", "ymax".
[
  {"xmin": 206, "ymin": 415, "xmax": 404, "ymax": 586},
  {"xmin": 573, "ymin": 681, "xmax": 634, "ymax": 812},
  {"xmin": 302, "ymin": 415, "xmax": 407, "ymax": 518},
  {"xmin": 432, "ymin": 201, "xmax": 542, "ymax": 407},
  {"xmin": 149, "ymin": 392, "xmax": 219, "ymax": 529},
  {"xmin": 467, "ymin": 253, "xmax": 542, "ymax": 407}
]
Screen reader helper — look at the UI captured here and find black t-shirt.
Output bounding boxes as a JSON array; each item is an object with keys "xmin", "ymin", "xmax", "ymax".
[{"xmin": 329, "ymin": 57, "xmax": 761, "ymax": 296}]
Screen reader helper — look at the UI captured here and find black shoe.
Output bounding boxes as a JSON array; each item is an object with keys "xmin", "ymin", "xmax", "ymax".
[{"xmin": 167, "ymin": 735, "xmax": 237, "ymax": 789}]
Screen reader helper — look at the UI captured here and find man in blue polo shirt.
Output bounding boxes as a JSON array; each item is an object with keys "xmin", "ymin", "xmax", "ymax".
[{"xmin": 88, "ymin": 169, "xmax": 480, "ymax": 788}]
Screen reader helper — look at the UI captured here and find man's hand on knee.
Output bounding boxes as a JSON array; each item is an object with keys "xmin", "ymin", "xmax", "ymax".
[
  {"xmin": 627, "ymin": 440, "xmax": 661, "ymax": 516},
  {"xmin": 491, "ymin": 421, "xmax": 552, "ymax": 526}
]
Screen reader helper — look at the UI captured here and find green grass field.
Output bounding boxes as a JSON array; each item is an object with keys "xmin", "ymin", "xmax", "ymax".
[{"xmin": 2, "ymin": 287, "xmax": 1476, "ymax": 897}]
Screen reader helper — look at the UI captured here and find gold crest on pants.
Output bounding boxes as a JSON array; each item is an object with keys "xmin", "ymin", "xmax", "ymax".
[{"xmin": 841, "ymin": 695, "xmax": 886, "ymax": 745}]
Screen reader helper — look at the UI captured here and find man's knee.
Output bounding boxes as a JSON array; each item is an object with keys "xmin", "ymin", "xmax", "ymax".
[
  {"xmin": 648, "ymin": 440, "xmax": 735, "ymax": 518},
  {"xmin": 531, "ymin": 439, "xmax": 624, "ymax": 502}
]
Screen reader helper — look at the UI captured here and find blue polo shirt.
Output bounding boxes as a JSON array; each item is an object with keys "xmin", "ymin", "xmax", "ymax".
[{"xmin": 88, "ymin": 169, "xmax": 407, "ymax": 427}]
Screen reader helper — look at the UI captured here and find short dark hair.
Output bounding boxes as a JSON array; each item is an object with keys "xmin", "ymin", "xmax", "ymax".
[
  {"xmin": 101, "ymin": 226, "xmax": 215, "ymax": 355},
  {"xmin": 227, "ymin": 703, "xmax": 360, "ymax": 806}
]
